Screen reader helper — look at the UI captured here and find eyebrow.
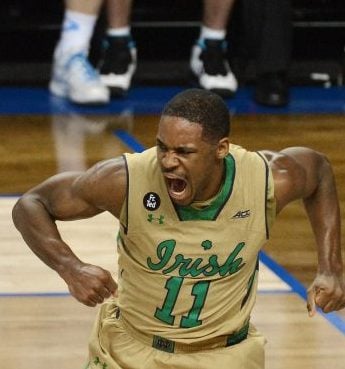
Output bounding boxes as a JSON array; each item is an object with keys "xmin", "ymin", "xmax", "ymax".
[{"xmin": 156, "ymin": 138, "xmax": 197, "ymax": 153}]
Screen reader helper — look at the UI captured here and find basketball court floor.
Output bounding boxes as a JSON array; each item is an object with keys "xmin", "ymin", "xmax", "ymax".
[{"xmin": 0, "ymin": 85, "xmax": 344, "ymax": 369}]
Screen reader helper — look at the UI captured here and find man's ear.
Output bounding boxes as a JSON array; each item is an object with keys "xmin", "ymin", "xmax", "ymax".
[{"xmin": 217, "ymin": 137, "xmax": 230, "ymax": 159}]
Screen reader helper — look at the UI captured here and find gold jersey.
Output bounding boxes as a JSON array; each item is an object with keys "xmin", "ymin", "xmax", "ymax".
[{"xmin": 117, "ymin": 145, "xmax": 276, "ymax": 345}]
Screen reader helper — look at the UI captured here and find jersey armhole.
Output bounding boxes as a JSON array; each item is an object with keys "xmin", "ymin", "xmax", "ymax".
[
  {"xmin": 119, "ymin": 154, "xmax": 129, "ymax": 234},
  {"xmin": 256, "ymin": 152, "xmax": 276, "ymax": 239}
]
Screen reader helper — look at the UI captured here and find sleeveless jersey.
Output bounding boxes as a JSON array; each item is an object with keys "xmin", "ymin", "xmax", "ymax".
[{"xmin": 117, "ymin": 145, "xmax": 276, "ymax": 345}]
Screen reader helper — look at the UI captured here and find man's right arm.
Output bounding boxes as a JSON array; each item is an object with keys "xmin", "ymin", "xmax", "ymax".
[
  {"xmin": 267, "ymin": 147, "xmax": 345, "ymax": 316},
  {"xmin": 12, "ymin": 156, "xmax": 127, "ymax": 306}
]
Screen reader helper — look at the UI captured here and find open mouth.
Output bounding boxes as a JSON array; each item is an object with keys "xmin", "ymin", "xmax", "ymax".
[{"xmin": 165, "ymin": 176, "xmax": 188, "ymax": 200}]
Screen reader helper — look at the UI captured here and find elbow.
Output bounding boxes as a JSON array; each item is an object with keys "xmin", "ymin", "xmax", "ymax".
[
  {"xmin": 12, "ymin": 194, "xmax": 32, "ymax": 225},
  {"xmin": 317, "ymin": 153, "xmax": 335, "ymax": 188},
  {"xmin": 12, "ymin": 193, "xmax": 46, "ymax": 229},
  {"xmin": 305, "ymin": 151, "xmax": 334, "ymax": 199},
  {"xmin": 304, "ymin": 152, "xmax": 338, "ymax": 208},
  {"xmin": 12, "ymin": 196, "xmax": 26, "ymax": 230}
]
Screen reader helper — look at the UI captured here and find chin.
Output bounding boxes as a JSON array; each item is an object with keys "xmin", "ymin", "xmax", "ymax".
[{"xmin": 170, "ymin": 195, "xmax": 193, "ymax": 207}]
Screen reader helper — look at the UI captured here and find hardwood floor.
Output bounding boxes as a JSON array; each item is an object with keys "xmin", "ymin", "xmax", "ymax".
[{"xmin": 2, "ymin": 293, "xmax": 344, "ymax": 369}]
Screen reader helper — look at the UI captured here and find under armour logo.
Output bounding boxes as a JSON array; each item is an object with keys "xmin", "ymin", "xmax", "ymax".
[
  {"xmin": 147, "ymin": 214, "xmax": 165, "ymax": 224},
  {"xmin": 92, "ymin": 357, "xmax": 108, "ymax": 369}
]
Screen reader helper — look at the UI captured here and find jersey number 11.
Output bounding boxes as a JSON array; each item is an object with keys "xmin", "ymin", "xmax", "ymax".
[{"xmin": 154, "ymin": 276, "xmax": 210, "ymax": 328}]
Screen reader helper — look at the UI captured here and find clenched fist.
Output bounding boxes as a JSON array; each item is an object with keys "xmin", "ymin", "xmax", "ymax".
[
  {"xmin": 60, "ymin": 262, "xmax": 118, "ymax": 307},
  {"xmin": 307, "ymin": 273, "xmax": 345, "ymax": 316}
]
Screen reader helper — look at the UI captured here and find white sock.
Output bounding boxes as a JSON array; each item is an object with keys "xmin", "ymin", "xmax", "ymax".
[
  {"xmin": 200, "ymin": 26, "xmax": 226, "ymax": 40},
  {"xmin": 55, "ymin": 10, "xmax": 97, "ymax": 57},
  {"xmin": 107, "ymin": 27, "xmax": 131, "ymax": 37}
]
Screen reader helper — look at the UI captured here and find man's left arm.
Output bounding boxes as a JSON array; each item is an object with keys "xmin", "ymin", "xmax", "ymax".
[{"xmin": 266, "ymin": 147, "xmax": 345, "ymax": 316}]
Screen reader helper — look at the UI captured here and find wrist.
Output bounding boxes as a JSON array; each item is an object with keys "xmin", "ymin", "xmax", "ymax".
[
  {"xmin": 52, "ymin": 244, "xmax": 84, "ymax": 281},
  {"xmin": 318, "ymin": 257, "xmax": 343, "ymax": 276}
]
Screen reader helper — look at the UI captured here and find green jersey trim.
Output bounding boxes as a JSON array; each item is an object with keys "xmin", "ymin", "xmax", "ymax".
[{"xmin": 176, "ymin": 154, "xmax": 235, "ymax": 221}]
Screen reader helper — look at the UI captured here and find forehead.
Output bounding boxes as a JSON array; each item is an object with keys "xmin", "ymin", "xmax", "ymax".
[{"xmin": 157, "ymin": 116, "xmax": 204, "ymax": 145}]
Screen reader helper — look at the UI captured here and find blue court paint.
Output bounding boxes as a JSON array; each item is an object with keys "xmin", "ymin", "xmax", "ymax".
[
  {"xmin": 0, "ymin": 292, "xmax": 70, "ymax": 297},
  {"xmin": 259, "ymin": 251, "xmax": 307, "ymax": 299},
  {"xmin": 0, "ymin": 87, "xmax": 183, "ymax": 115},
  {"xmin": 0, "ymin": 86, "xmax": 345, "ymax": 115},
  {"xmin": 113, "ymin": 129, "xmax": 145, "ymax": 153}
]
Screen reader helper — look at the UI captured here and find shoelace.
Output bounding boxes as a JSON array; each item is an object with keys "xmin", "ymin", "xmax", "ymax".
[{"xmin": 67, "ymin": 53, "xmax": 99, "ymax": 82}]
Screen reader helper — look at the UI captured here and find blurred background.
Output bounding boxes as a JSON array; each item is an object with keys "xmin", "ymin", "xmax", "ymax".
[{"xmin": 0, "ymin": 0, "xmax": 344, "ymax": 87}]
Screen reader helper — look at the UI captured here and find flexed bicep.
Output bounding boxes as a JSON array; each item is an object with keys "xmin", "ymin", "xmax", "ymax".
[
  {"xmin": 30, "ymin": 171, "xmax": 103, "ymax": 221},
  {"xmin": 30, "ymin": 155, "xmax": 127, "ymax": 221}
]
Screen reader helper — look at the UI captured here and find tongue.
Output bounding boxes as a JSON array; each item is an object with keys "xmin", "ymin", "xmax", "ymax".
[{"xmin": 171, "ymin": 179, "xmax": 186, "ymax": 193}]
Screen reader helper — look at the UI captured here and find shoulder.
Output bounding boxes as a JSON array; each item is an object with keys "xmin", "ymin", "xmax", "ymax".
[
  {"xmin": 74, "ymin": 156, "xmax": 128, "ymax": 217},
  {"xmin": 88, "ymin": 156, "xmax": 127, "ymax": 180},
  {"xmin": 259, "ymin": 147, "xmax": 328, "ymax": 213}
]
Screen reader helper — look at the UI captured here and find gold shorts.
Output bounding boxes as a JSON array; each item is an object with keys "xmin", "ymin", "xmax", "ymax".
[{"xmin": 86, "ymin": 299, "xmax": 266, "ymax": 369}]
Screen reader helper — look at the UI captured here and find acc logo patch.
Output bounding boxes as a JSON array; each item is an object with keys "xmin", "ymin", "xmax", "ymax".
[{"xmin": 143, "ymin": 192, "xmax": 161, "ymax": 210}]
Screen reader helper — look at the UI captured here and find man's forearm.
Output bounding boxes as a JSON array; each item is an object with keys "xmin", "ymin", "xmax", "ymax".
[
  {"xmin": 303, "ymin": 155, "xmax": 343, "ymax": 275},
  {"xmin": 12, "ymin": 194, "xmax": 82, "ymax": 276}
]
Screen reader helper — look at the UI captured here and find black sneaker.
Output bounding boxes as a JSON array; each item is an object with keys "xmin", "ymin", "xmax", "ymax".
[
  {"xmin": 99, "ymin": 35, "xmax": 137, "ymax": 97},
  {"xmin": 190, "ymin": 39, "xmax": 238, "ymax": 97}
]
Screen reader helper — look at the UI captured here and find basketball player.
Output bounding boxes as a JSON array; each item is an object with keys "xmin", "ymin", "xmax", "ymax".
[{"xmin": 12, "ymin": 89, "xmax": 345, "ymax": 369}]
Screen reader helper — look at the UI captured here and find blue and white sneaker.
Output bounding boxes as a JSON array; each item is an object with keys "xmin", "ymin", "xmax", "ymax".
[
  {"xmin": 49, "ymin": 52, "xmax": 110, "ymax": 105},
  {"xmin": 99, "ymin": 36, "xmax": 137, "ymax": 97},
  {"xmin": 190, "ymin": 39, "xmax": 238, "ymax": 97}
]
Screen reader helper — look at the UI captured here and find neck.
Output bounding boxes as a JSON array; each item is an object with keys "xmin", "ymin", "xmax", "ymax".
[{"xmin": 198, "ymin": 159, "xmax": 226, "ymax": 202}]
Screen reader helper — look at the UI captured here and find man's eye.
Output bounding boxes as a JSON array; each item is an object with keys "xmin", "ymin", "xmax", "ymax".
[
  {"xmin": 177, "ymin": 149, "xmax": 193, "ymax": 155},
  {"xmin": 177, "ymin": 150, "xmax": 191, "ymax": 156},
  {"xmin": 158, "ymin": 145, "xmax": 167, "ymax": 152}
]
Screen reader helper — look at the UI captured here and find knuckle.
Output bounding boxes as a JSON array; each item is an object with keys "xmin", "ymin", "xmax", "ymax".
[
  {"xmin": 104, "ymin": 290, "xmax": 111, "ymax": 297},
  {"xmin": 87, "ymin": 291, "xmax": 98, "ymax": 301},
  {"xmin": 99, "ymin": 275, "xmax": 109, "ymax": 284}
]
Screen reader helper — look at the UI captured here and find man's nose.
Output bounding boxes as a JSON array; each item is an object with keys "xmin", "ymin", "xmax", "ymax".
[{"xmin": 161, "ymin": 151, "xmax": 179, "ymax": 169}]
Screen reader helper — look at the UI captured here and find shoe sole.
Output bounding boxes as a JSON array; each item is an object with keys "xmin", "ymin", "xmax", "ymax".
[
  {"xmin": 189, "ymin": 72, "xmax": 236, "ymax": 98},
  {"xmin": 209, "ymin": 88, "xmax": 236, "ymax": 99},
  {"xmin": 49, "ymin": 79, "xmax": 68, "ymax": 98},
  {"xmin": 50, "ymin": 79, "xmax": 109, "ymax": 105},
  {"xmin": 100, "ymin": 72, "xmax": 134, "ymax": 98},
  {"xmin": 70, "ymin": 100, "xmax": 110, "ymax": 106}
]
